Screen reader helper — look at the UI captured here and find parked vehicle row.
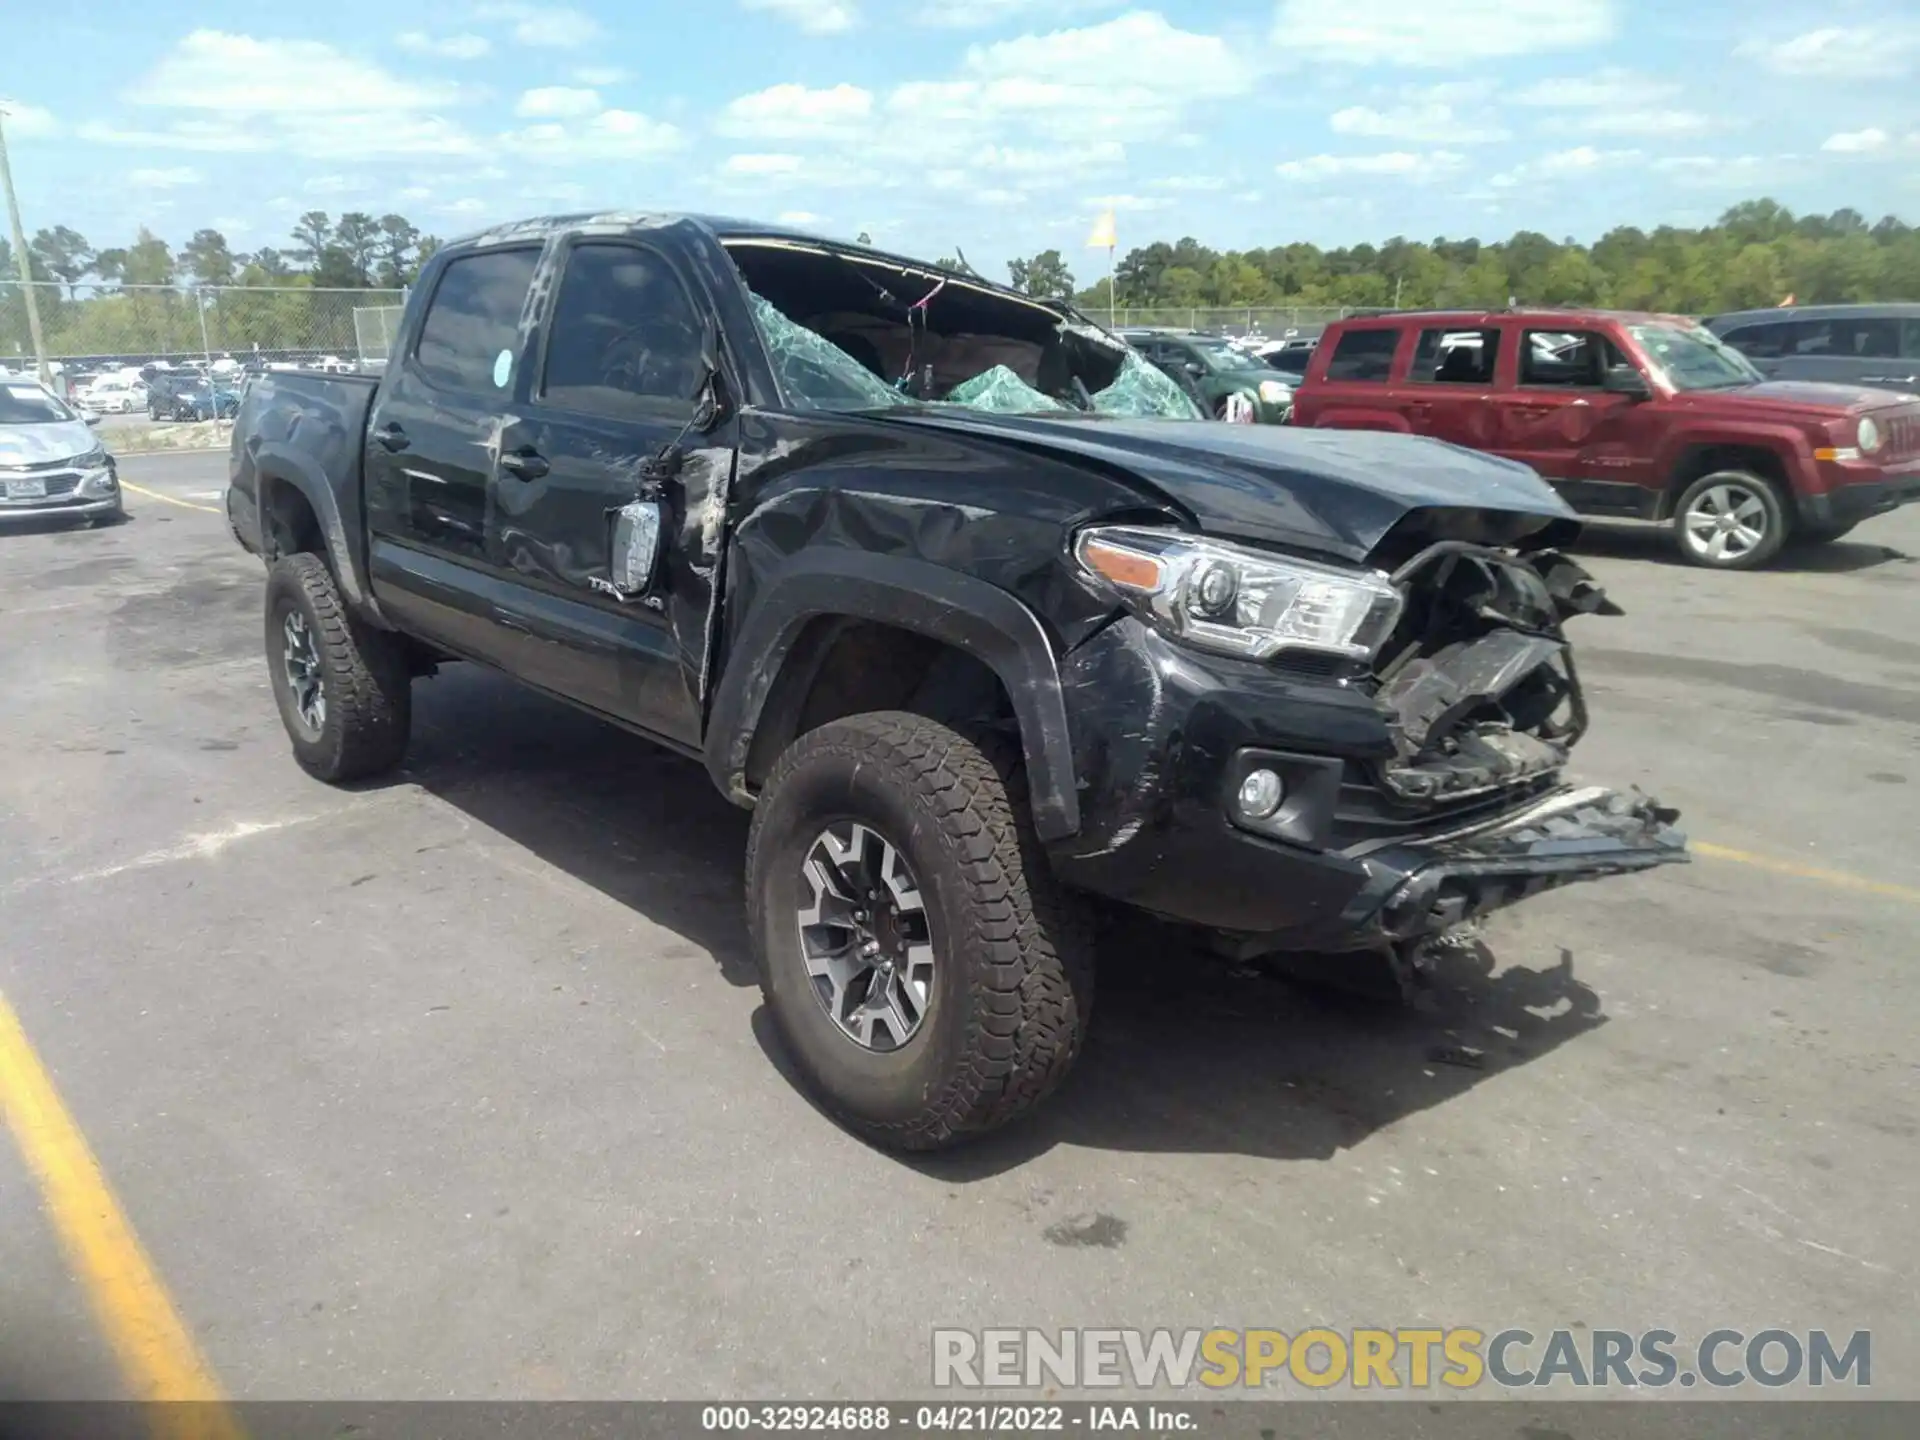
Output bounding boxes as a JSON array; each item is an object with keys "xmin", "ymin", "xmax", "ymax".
[
  {"xmin": 1288, "ymin": 307, "xmax": 1920, "ymax": 569},
  {"xmin": 0, "ymin": 379, "xmax": 122, "ymax": 526}
]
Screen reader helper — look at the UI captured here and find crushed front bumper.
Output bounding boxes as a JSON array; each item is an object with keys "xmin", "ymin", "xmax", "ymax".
[{"xmin": 1047, "ymin": 618, "xmax": 1687, "ymax": 953}]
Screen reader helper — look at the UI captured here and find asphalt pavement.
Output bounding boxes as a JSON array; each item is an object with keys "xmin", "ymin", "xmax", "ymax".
[{"xmin": 0, "ymin": 452, "xmax": 1915, "ymax": 1403}]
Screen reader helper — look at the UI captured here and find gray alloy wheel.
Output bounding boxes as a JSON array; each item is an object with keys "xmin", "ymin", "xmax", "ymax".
[
  {"xmin": 1674, "ymin": 470, "xmax": 1787, "ymax": 570},
  {"xmin": 797, "ymin": 821, "xmax": 936, "ymax": 1052},
  {"xmin": 281, "ymin": 609, "xmax": 326, "ymax": 736}
]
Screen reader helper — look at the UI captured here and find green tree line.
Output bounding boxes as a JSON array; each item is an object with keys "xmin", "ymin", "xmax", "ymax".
[
  {"xmin": 993, "ymin": 200, "xmax": 1920, "ymax": 316},
  {"xmin": 2, "ymin": 211, "xmax": 442, "ymax": 361}
]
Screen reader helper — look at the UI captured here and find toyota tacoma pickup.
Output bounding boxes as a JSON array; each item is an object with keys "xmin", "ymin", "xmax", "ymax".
[
  {"xmin": 1291, "ymin": 308, "xmax": 1920, "ymax": 569},
  {"xmin": 227, "ymin": 213, "xmax": 1686, "ymax": 1150}
]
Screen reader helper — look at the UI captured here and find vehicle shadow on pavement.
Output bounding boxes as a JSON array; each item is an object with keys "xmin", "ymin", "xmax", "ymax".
[
  {"xmin": 398, "ymin": 667, "xmax": 1606, "ymax": 1169},
  {"xmin": 399, "ymin": 666, "xmax": 759, "ymax": 987},
  {"xmin": 889, "ymin": 922, "xmax": 1607, "ymax": 1176},
  {"xmin": 1571, "ymin": 520, "xmax": 1912, "ymax": 573}
]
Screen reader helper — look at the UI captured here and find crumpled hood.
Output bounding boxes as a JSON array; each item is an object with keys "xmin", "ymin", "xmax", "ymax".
[
  {"xmin": 870, "ymin": 411, "xmax": 1576, "ymax": 561},
  {"xmin": 1684, "ymin": 380, "xmax": 1917, "ymax": 418},
  {"xmin": 0, "ymin": 419, "xmax": 97, "ymax": 468}
]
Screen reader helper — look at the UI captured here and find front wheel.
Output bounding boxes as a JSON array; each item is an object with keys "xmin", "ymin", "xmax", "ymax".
[
  {"xmin": 746, "ymin": 713, "xmax": 1095, "ymax": 1151},
  {"xmin": 1673, "ymin": 471, "xmax": 1789, "ymax": 570},
  {"xmin": 264, "ymin": 553, "xmax": 412, "ymax": 782}
]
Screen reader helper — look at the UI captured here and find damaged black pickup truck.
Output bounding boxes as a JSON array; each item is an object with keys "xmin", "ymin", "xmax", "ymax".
[{"xmin": 226, "ymin": 212, "xmax": 1687, "ymax": 1150}]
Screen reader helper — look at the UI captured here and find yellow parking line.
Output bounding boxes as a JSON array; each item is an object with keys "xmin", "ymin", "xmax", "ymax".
[
  {"xmin": 121, "ymin": 480, "xmax": 221, "ymax": 515},
  {"xmin": 0, "ymin": 990, "xmax": 244, "ymax": 1435},
  {"xmin": 1696, "ymin": 841, "xmax": 1920, "ymax": 906}
]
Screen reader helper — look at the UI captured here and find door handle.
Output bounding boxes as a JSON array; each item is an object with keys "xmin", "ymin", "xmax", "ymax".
[
  {"xmin": 373, "ymin": 422, "xmax": 409, "ymax": 453},
  {"xmin": 498, "ymin": 447, "xmax": 550, "ymax": 481}
]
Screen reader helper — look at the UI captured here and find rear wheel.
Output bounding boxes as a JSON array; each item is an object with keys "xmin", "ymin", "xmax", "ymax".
[
  {"xmin": 747, "ymin": 712, "xmax": 1094, "ymax": 1151},
  {"xmin": 264, "ymin": 553, "xmax": 411, "ymax": 782},
  {"xmin": 1673, "ymin": 470, "xmax": 1789, "ymax": 570}
]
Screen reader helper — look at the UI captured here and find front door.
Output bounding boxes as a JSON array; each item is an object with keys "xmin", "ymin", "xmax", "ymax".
[
  {"xmin": 1490, "ymin": 327, "xmax": 1655, "ymax": 513},
  {"xmin": 363, "ymin": 244, "xmax": 544, "ymax": 666},
  {"xmin": 482, "ymin": 239, "xmax": 724, "ymax": 749}
]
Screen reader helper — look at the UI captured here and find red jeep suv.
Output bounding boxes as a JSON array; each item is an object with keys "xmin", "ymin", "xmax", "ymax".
[{"xmin": 1289, "ymin": 308, "xmax": 1920, "ymax": 569}]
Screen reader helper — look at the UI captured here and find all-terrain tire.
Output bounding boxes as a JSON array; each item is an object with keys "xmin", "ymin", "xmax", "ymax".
[
  {"xmin": 746, "ymin": 712, "xmax": 1095, "ymax": 1151},
  {"xmin": 264, "ymin": 553, "xmax": 411, "ymax": 782}
]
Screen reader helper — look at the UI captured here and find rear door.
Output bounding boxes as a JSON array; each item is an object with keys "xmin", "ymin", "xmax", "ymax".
[
  {"xmin": 1296, "ymin": 324, "xmax": 1407, "ymax": 429},
  {"xmin": 363, "ymin": 244, "xmax": 543, "ymax": 666},
  {"xmin": 1400, "ymin": 325, "xmax": 1501, "ymax": 451},
  {"xmin": 484, "ymin": 238, "xmax": 718, "ymax": 747}
]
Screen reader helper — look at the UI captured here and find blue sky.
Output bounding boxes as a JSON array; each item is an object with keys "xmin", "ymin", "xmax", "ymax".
[{"xmin": 4, "ymin": 1, "xmax": 1918, "ymax": 284}]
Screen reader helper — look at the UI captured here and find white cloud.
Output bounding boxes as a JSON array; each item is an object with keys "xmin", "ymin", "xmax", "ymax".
[
  {"xmin": 573, "ymin": 66, "xmax": 626, "ymax": 85},
  {"xmin": 1650, "ymin": 153, "xmax": 1798, "ymax": 188},
  {"xmin": 1330, "ymin": 103, "xmax": 1508, "ymax": 144},
  {"xmin": 475, "ymin": 4, "xmax": 602, "ymax": 48},
  {"xmin": 717, "ymin": 83, "xmax": 874, "ymax": 140},
  {"xmin": 971, "ymin": 140, "xmax": 1124, "ymax": 175},
  {"xmin": 395, "ymin": 31, "xmax": 491, "ymax": 59},
  {"xmin": 130, "ymin": 31, "xmax": 462, "ymax": 112},
  {"xmin": 917, "ymin": 0, "xmax": 1106, "ymax": 26},
  {"xmin": 1276, "ymin": 151, "xmax": 1465, "ymax": 181},
  {"xmin": 725, "ymin": 153, "xmax": 804, "ymax": 175},
  {"xmin": 743, "ymin": 0, "xmax": 858, "ymax": 34},
  {"xmin": 128, "ymin": 166, "xmax": 202, "ymax": 188},
  {"xmin": 1083, "ymin": 193, "xmax": 1170, "ymax": 213},
  {"xmin": 502, "ymin": 109, "xmax": 683, "ymax": 160},
  {"xmin": 1736, "ymin": 26, "xmax": 1918, "ymax": 79},
  {"xmin": 777, "ymin": 210, "xmax": 823, "ymax": 224},
  {"xmin": 966, "ymin": 12, "xmax": 1254, "ymax": 93},
  {"xmin": 1, "ymin": 102, "xmax": 57, "ymax": 137},
  {"xmin": 1822, "ymin": 127, "xmax": 1889, "ymax": 153},
  {"xmin": 436, "ymin": 198, "xmax": 489, "ymax": 218},
  {"xmin": 1148, "ymin": 174, "xmax": 1231, "ymax": 192},
  {"xmin": 516, "ymin": 86, "xmax": 602, "ymax": 118},
  {"xmin": 399, "ymin": 185, "xmax": 433, "ymax": 201},
  {"xmin": 1486, "ymin": 145, "xmax": 1640, "ymax": 187},
  {"xmin": 1512, "ymin": 69, "xmax": 1714, "ymax": 136},
  {"xmin": 1275, "ymin": 0, "xmax": 1615, "ymax": 66},
  {"xmin": 303, "ymin": 174, "xmax": 354, "ymax": 194}
]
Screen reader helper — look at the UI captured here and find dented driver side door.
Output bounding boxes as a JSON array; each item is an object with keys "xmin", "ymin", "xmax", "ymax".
[{"xmin": 483, "ymin": 236, "xmax": 729, "ymax": 749}]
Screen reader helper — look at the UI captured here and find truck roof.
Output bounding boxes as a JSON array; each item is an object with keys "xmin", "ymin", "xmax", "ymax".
[{"xmin": 440, "ymin": 210, "xmax": 1043, "ymax": 310}]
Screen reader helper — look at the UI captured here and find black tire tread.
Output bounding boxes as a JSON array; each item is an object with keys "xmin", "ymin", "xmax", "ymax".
[
  {"xmin": 747, "ymin": 712, "xmax": 1094, "ymax": 1150},
  {"xmin": 266, "ymin": 553, "xmax": 410, "ymax": 782}
]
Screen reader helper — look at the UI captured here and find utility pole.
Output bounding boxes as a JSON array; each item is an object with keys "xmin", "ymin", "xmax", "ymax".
[{"xmin": 0, "ymin": 103, "xmax": 53, "ymax": 390}]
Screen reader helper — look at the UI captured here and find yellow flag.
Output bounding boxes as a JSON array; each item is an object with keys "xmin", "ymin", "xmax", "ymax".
[{"xmin": 1086, "ymin": 209, "xmax": 1117, "ymax": 249}]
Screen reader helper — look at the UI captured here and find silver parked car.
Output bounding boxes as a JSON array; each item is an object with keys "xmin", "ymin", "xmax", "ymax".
[{"xmin": 0, "ymin": 380, "xmax": 123, "ymax": 526}]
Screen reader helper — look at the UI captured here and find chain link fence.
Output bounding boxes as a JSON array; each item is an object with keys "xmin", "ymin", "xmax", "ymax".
[
  {"xmin": 1097, "ymin": 306, "xmax": 1374, "ymax": 335},
  {"xmin": 0, "ymin": 281, "xmax": 409, "ymax": 375}
]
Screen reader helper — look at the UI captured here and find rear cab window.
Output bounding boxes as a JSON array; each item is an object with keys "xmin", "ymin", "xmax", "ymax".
[
  {"xmin": 1323, "ymin": 326, "xmax": 1401, "ymax": 382},
  {"xmin": 413, "ymin": 248, "xmax": 543, "ymax": 394}
]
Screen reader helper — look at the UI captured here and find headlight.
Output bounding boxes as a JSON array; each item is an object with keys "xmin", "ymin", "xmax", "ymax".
[
  {"xmin": 1257, "ymin": 379, "xmax": 1292, "ymax": 404},
  {"xmin": 77, "ymin": 467, "xmax": 117, "ymax": 498},
  {"xmin": 1073, "ymin": 524, "xmax": 1402, "ymax": 662},
  {"xmin": 1858, "ymin": 417, "xmax": 1883, "ymax": 453}
]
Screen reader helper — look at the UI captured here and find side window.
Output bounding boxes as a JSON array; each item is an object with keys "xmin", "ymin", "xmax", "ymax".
[
  {"xmin": 541, "ymin": 243, "xmax": 707, "ymax": 417},
  {"xmin": 413, "ymin": 248, "xmax": 541, "ymax": 393},
  {"xmin": 1520, "ymin": 329, "xmax": 1604, "ymax": 387},
  {"xmin": 1324, "ymin": 327, "xmax": 1399, "ymax": 382},
  {"xmin": 1720, "ymin": 321, "xmax": 1791, "ymax": 358},
  {"xmin": 1411, "ymin": 327, "xmax": 1499, "ymax": 384},
  {"xmin": 1903, "ymin": 320, "xmax": 1920, "ymax": 360},
  {"xmin": 1829, "ymin": 317, "xmax": 1901, "ymax": 358}
]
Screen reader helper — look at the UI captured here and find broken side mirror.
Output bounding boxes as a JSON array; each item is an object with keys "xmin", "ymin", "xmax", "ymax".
[
  {"xmin": 1603, "ymin": 365, "xmax": 1650, "ymax": 398},
  {"xmin": 606, "ymin": 499, "xmax": 666, "ymax": 599}
]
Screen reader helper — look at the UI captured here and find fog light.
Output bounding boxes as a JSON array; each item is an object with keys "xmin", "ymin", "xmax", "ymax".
[{"xmin": 1236, "ymin": 768, "xmax": 1284, "ymax": 820}]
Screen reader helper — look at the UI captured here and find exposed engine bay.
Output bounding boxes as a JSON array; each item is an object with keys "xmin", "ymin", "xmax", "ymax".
[
  {"xmin": 1370, "ymin": 542, "xmax": 1622, "ymax": 806},
  {"xmin": 723, "ymin": 237, "xmax": 1201, "ymax": 419}
]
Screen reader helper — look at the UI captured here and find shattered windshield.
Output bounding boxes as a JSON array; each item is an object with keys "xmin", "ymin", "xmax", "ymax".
[
  {"xmin": 1188, "ymin": 337, "xmax": 1262, "ymax": 371},
  {"xmin": 1629, "ymin": 324, "xmax": 1763, "ymax": 391},
  {"xmin": 746, "ymin": 288, "xmax": 1201, "ymax": 421}
]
